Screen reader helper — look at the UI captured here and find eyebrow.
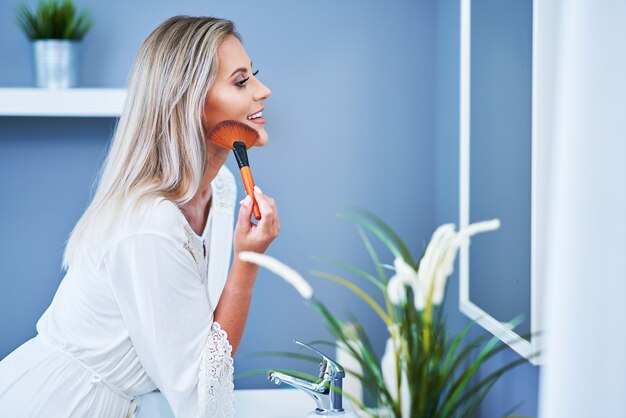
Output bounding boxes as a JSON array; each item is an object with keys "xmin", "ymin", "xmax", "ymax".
[{"xmin": 230, "ymin": 61, "xmax": 253, "ymax": 78}]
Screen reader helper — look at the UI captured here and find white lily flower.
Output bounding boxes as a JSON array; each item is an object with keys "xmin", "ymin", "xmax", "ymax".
[
  {"xmin": 459, "ymin": 218, "xmax": 501, "ymax": 239},
  {"xmin": 414, "ymin": 219, "xmax": 501, "ymax": 309},
  {"xmin": 238, "ymin": 251, "xmax": 314, "ymax": 299},
  {"xmin": 386, "ymin": 275, "xmax": 407, "ymax": 305},
  {"xmin": 414, "ymin": 224, "xmax": 456, "ymax": 309},
  {"xmin": 387, "ymin": 257, "xmax": 418, "ymax": 305}
]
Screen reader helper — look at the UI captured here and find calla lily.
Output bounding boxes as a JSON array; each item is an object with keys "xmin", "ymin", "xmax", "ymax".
[
  {"xmin": 415, "ymin": 224, "xmax": 457, "ymax": 309},
  {"xmin": 423, "ymin": 219, "xmax": 501, "ymax": 307},
  {"xmin": 238, "ymin": 251, "xmax": 314, "ymax": 299},
  {"xmin": 387, "ymin": 257, "xmax": 418, "ymax": 305},
  {"xmin": 389, "ymin": 219, "xmax": 501, "ymax": 311}
]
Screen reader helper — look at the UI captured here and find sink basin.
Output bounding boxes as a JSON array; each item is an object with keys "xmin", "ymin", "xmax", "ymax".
[{"xmin": 136, "ymin": 388, "xmax": 354, "ymax": 418}]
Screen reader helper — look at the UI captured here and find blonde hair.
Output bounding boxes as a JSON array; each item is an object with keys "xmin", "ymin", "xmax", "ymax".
[{"xmin": 62, "ymin": 16, "xmax": 240, "ymax": 270}]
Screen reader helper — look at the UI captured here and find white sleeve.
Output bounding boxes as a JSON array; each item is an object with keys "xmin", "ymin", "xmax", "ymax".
[{"xmin": 103, "ymin": 232, "xmax": 234, "ymax": 418}]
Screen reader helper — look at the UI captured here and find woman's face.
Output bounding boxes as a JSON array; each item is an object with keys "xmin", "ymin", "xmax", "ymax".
[{"xmin": 203, "ymin": 35, "xmax": 272, "ymax": 147}]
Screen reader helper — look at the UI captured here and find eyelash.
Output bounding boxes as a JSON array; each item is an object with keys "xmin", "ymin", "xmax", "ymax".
[{"xmin": 235, "ymin": 70, "xmax": 259, "ymax": 88}]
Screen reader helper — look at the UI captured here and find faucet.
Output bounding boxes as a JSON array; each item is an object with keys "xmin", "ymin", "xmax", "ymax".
[{"xmin": 268, "ymin": 340, "xmax": 347, "ymax": 415}]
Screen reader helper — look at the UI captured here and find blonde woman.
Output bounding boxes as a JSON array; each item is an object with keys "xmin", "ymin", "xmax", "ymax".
[{"xmin": 0, "ymin": 16, "xmax": 278, "ymax": 418}]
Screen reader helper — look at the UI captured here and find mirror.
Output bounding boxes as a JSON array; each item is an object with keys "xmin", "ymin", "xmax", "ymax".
[{"xmin": 459, "ymin": 0, "xmax": 553, "ymax": 365}]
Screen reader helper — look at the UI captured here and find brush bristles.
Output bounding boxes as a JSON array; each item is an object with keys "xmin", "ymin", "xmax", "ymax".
[{"xmin": 207, "ymin": 120, "xmax": 259, "ymax": 149}]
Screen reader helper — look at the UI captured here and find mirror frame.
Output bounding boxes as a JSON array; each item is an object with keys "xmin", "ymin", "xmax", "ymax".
[{"xmin": 459, "ymin": 0, "xmax": 556, "ymax": 365}]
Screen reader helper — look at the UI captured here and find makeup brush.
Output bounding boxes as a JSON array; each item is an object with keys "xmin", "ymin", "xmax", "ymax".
[{"xmin": 207, "ymin": 120, "xmax": 262, "ymax": 220}]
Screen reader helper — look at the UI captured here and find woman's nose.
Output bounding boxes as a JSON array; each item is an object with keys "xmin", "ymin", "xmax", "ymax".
[{"xmin": 254, "ymin": 80, "xmax": 271, "ymax": 101}]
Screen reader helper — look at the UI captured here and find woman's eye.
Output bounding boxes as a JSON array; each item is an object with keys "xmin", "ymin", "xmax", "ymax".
[
  {"xmin": 235, "ymin": 77, "xmax": 250, "ymax": 88},
  {"xmin": 235, "ymin": 70, "xmax": 259, "ymax": 88}
]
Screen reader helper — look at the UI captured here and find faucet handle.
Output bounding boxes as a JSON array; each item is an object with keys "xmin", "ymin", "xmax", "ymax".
[{"xmin": 294, "ymin": 340, "xmax": 346, "ymax": 380}]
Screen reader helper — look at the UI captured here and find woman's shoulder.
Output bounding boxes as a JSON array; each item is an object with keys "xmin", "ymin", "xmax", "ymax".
[
  {"xmin": 95, "ymin": 197, "xmax": 185, "ymax": 255},
  {"xmin": 129, "ymin": 197, "xmax": 187, "ymax": 239},
  {"xmin": 79, "ymin": 197, "xmax": 186, "ymax": 271}
]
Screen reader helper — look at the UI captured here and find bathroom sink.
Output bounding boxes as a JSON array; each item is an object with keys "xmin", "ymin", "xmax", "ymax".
[{"xmin": 137, "ymin": 388, "xmax": 354, "ymax": 418}]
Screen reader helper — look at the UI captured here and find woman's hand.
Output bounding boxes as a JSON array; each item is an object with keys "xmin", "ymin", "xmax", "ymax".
[{"xmin": 233, "ymin": 186, "xmax": 280, "ymax": 255}]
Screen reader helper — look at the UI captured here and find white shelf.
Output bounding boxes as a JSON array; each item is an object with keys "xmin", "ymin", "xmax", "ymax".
[{"xmin": 0, "ymin": 88, "xmax": 126, "ymax": 117}]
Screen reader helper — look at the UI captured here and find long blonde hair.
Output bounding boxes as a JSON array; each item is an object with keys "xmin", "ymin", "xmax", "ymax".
[{"xmin": 62, "ymin": 16, "xmax": 240, "ymax": 270}]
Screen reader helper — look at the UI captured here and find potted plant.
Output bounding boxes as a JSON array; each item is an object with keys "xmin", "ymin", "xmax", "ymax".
[
  {"xmin": 16, "ymin": 0, "xmax": 94, "ymax": 88},
  {"xmin": 238, "ymin": 211, "xmax": 534, "ymax": 417}
]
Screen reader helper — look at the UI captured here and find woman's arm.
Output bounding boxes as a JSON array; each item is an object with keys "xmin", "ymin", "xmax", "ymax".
[{"xmin": 213, "ymin": 186, "xmax": 279, "ymax": 356}]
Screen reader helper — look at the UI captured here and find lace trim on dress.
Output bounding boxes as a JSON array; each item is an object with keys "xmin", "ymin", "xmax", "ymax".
[
  {"xmin": 198, "ymin": 321, "xmax": 235, "ymax": 417},
  {"xmin": 183, "ymin": 224, "xmax": 204, "ymax": 268},
  {"xmin": 211, "ymin": 167, "xmax": 236, "ymax": 212}
]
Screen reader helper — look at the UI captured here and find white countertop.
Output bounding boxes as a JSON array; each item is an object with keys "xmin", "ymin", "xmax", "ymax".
[{"xmin": 136, "ymin": 388, "xmax": 355, "ymax": 418}]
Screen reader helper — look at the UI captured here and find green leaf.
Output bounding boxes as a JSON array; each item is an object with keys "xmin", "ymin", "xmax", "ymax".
[
  {"xmin": 442, "ymin": 320, "xmax": 477, "ymax": 376},
  {"xmin": 437, "ymin": 333, "xmax": 498, "ymax": 415},
  {"xmin": 337, "ymin": 212, "xmax": 403, "ymax": 259},
  {"xmin": 446, "ymin": 334, "xmax": 502, "ymax": 411},
  {"xmin": 312, "ymin": 256, "xmax": 387, "ymax": 292},
  {"xmin": 311, "ymin": 270, "xmax": 391, "ymax": 326},
  {"xmin": 449, "ymin": 356, "xmax": 528, "ymax": 417},
  {"xmin": 349, "ymin": 207, "xmax": 416, "ymax": 265},
  {"xmin": 356, "ymin": 225, "xmax": 388, "ymax": 284},
  {"xmin": 455, "ymin": 377, "xmax": 498, "ymax": 418},
  {"xmin": 439, "ymin": 326, "xmax": 529, "ymax": 417},
  {"xmin": 344, "ymin": 316, "xmax": 379, "ymax": 367},
  {"xmin": 499, "ymin": 402, "xmax": 525, "ymax": 418}
]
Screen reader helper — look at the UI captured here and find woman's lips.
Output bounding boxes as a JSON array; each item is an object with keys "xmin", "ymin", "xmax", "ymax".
[{"xmin": 247, "ymin": 107, "xmax": 265, "ymax": 124}]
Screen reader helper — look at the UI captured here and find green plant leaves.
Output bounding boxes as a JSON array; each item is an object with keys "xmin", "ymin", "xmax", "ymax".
[
  {"xmin": 246, "ymin": 210, "xmax": 530, "ymax": 418},
  {"xmin": 312, "ymin": 256, "xmax": 387, "ymax": 293},
  {"xmin": 348, "ymin": 207, "xmax": 417, "ymax": 266},
  {"xmin": 311, "ymin": 270, "xmax": 391, "ymax": 326},
  {"xmin": 16, "ymin": 0, "xmax": 94, "ymax": 40}
]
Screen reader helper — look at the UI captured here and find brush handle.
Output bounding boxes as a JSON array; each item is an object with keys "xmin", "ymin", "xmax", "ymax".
[{"xmin": 240, "ymin": 166, "xmax": 261, "ymax": 220}]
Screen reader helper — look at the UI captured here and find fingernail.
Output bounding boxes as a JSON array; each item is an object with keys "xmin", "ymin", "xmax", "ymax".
[
  {"xmin": 243, "ymin": 195, "xmax": 252, "ymax": 205},
  {"xmin": 254, "ymin": 185, "xmax": 262, "ymax": 194}
]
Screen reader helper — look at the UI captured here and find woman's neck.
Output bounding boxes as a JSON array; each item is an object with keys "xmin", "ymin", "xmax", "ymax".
[{"xmin": 179, "ymin": 144, "xmax": 229, "ymax": 234}]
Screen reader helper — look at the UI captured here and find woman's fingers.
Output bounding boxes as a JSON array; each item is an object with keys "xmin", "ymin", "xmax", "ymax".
[
  {"xmin": 253, "ymin": 186, "xmax": 274, "ymax": 220},
  {"xmin": 236, "ymin": 195, "xmax": 253, "ymax": 231},
  {"xmin": 254, "ymin": 187, "xmax": 280, "ymax": 233},
  {"xmin": 233, "ymin": 187, "xmax": 280, "ymax": 255},
  {"xmin": 264, "ymin": 195, "xmax": 279, "ymax": 232}
]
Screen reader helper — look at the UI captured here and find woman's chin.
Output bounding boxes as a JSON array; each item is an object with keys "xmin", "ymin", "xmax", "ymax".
[{"xmin": 254, "ymin": 132, "xmax": 269, "ymax": 147}]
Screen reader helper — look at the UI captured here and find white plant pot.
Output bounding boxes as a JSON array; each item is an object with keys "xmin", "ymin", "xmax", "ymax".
[{"xmin": 32, "ymin": 39, "xmax": 80, "ymax": 88}]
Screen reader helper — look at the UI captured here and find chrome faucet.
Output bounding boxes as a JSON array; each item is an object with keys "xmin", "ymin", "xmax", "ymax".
[{"xmin": 268, "ymin": 340, "xmax": 347, "ymax": 415}]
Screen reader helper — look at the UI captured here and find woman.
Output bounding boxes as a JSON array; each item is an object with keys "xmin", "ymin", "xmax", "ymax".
[{"xmin": 0, "ymin": 16, "xmax": 278, "ymax": 418}]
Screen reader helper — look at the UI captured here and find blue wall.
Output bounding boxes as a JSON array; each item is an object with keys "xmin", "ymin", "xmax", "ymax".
[{"xmin": 0, "ymin": 0, "xmax": 436, "ymax": 397}]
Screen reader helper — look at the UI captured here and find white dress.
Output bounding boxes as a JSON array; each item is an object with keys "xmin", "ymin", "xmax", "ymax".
[{"xmin": 0, "ymin": 166, "xmax": 238, "ymax": 418}]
